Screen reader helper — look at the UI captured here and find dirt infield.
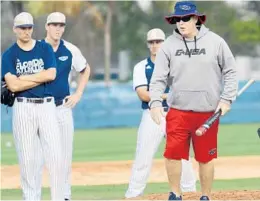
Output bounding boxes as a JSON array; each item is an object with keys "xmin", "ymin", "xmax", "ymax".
[
  {"xmin": 1, "ymin": 156, "xmax": 260, "ymax": 190},
  {"xmin": 132, "ymin": 190, "xmax": 260, "ymax": 200}
]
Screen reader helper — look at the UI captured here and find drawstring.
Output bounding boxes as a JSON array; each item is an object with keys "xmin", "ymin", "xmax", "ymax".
[
  {"xmin": 194, "ymin": 36, "xmax": 197, "ymax": 51},
  {"xmin": 182, "ymin": 36, "xmax": 198, "ymax": 58},
  {"xmin": 182, "ymin": 37, "xmax": 191, "ymax": 58}
]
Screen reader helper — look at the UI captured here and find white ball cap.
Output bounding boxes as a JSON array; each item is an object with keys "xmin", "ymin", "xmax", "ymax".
[
  {"xmin": 46, "ymin": 12, "xmax": 66, "ymax": 25},
  {"xmin": 147, "ymin": 28, "xmax": 165, "ymax": 41},
  {"xmin": 14, "ymin": 12, "xmax": 34, "ymax": 28}
]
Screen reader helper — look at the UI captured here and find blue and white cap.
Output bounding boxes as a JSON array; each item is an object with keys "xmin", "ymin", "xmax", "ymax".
[
  {"xmin": 14, "ymin": 12, "xmax": 34, "ymax": 28},
  {"xmin": 165, "ymin": 1, "xmax": 206, "ymax": 25}
]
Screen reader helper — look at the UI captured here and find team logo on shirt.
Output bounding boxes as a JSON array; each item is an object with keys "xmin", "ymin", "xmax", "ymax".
[
  {"xmin": 58, "ymin": 56, "xmax": 68, "ymax": 61},
  {"xmin": 175, "ymin": 48, "xmax": 206, "ymax": 56},
  {"xmin": 16, "ymin": 58, "xmax": 44, "ymax": 75}
]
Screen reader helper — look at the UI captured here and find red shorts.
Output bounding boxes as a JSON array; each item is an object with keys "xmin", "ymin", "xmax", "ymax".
[{"xmin": 164, "ymin": 108, "xmax": 219, "ymax": 163}]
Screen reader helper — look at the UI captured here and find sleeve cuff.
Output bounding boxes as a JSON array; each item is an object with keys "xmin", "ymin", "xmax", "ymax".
[
  {"xmin": 220, "ymin": 98, "xmax": 232, "ymax": 104},
  {"xmin": 149, "ymin": 100, "xmax": 163, "ymax": 109},
  {"xmin": 134, "ymin": 84, "xmax": 148, "ymax": 91}
]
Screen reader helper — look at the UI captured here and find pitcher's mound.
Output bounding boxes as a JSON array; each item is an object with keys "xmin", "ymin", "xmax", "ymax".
[{"xmin": 131, "ymin": 190, "xmax": 260, "ymax": 200}]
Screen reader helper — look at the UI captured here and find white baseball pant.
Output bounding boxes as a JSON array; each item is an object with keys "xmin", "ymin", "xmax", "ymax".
[
  {"xmin": 12, "ymin": 97, "xmax": 64, "ymax": 201},
  {"xmin": 35, "ymin": 102, "xmax": 74, "ymax": 200},
  {"xmin": 125, "ymin": 109, "xmax": 196, "ymax": 198}
]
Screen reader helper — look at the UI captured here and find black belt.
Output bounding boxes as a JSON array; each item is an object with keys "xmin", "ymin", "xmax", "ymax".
[
  {"xmin": 55, "ymin": 98, "xmax": 68, "ymax": 107},
  {"xmin": 163, "ymin": 107, "xmax": 169, "ymax": 112},
  {"xmin": 17, "ymin": 97, "xmax": 52, "ymax": 104}
]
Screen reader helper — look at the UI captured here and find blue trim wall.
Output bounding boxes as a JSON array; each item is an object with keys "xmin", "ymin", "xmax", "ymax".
[{"xmin": 1, "ymin": 81, "xmax": 259, "ymax": 133}]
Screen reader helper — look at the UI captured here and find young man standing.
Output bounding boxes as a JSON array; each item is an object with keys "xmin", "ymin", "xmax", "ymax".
[
  {"xmin": 35, "ymin": 12, "xmax": 91, "ymax": 201},
  {"xmin": 1, "ymin": 12, "xmax": 64, "ymax": 201},
  {"xmin": 149, "ymin": 2, "xmax": 238, "ymax": 200},
  {"xmin": 125, "ymin": 28, "xmax": 196, "ymax": 199}
]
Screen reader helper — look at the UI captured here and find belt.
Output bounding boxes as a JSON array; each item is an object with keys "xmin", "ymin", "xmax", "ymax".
[
  {"xmin": 17, "ymin": 97, "xmax": 53, "ymax": 104},
  {"xmin": 55, "ymin": 98, "xmax": 68, "ymax": 107},
  {"xmin": 163, "ymin": 107, "xmax": 169, "ymax": 112}
]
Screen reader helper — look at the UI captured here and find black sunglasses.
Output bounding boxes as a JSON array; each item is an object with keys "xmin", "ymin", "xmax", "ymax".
[{"xmin": 175, "ymin": 15, "xmax": 193, "ymax": 23}]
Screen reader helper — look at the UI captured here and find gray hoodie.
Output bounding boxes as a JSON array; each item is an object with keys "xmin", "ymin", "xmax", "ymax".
[{"xmin": 149, "ymin": 25, "xmax": 238, "ymax": 112}]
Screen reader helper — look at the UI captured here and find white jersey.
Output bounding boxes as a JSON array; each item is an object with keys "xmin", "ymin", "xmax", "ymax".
[
  {"xmin": 133, "ymin": 57, "xmax": 169, "ymax": 110},
  {"xmin": 63, "ymin": 40, "xmax": 87, "ymax": 72},
  {"xmin": 133, "ymin": 58, "xmax": 151, "ymax": 91}
]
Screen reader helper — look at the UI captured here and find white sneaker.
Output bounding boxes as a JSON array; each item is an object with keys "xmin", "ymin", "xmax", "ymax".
[{"xmin": 125, "ymin": 190, "xmax": 143, "ymax": 198}]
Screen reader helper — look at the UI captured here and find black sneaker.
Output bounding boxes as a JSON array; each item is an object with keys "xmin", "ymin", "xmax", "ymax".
[
  {"xmin": 200, "ymin": 195, "xmax": 210, "ymax": 200},
  {"xmin": 168, "ymin": 192, "xmax": 182, "ymax": 200}
]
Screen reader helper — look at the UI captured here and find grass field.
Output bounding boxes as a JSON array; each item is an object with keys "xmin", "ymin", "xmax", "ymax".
[
  {"xmin": 1, "ymin": 123, "xmax": 260, "ymax": 165},
  {"xmin": 1, "ymin": 123, "xmax": 260, "ymax": 200},
  {"xmin": 2, "ymin": 178, "xmax": 260, "ymax": 200}
]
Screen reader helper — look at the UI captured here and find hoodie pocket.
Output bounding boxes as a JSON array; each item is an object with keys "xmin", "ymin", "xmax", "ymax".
[{"xmin": 172, "ymin": 90, "xmax": 217, "ymax": 111}]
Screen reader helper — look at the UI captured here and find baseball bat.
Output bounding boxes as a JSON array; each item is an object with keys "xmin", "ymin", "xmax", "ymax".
[{"xmin": 195, "ymin": 78, "xmax": 255, "ymax": 136}]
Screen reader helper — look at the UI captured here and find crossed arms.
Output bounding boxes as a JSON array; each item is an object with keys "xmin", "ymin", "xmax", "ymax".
[{"xmin": 4, "ymin": 68, "xmax": 56, "ymax": 93}]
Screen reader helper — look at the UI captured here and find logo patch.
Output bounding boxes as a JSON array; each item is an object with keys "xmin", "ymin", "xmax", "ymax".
[
  {"xmin": 180, "ymin": 5, "xmax": 191, "ymax": 11},
  {"xmin": 59, "ymin": 56, "xmax": 68, "ymax": 61},
  {"xmin": 209, "ymin": 148, "xmax": 217, "ymax": 156},
  {"xmin": 175, "ymin": 48, "xmax": 206, "ymax": 56}
]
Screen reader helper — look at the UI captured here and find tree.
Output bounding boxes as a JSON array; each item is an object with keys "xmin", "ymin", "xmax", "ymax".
[
  {"xmin": 25, "ymin": 1, "xmax": 115, "ymax": 84},
  {"xmin": 247, "ymin": 1, "xmax": 260, "ymax": 16},
  {"xmin": 104, "ymin": 1, "xmax": 115, "ymax": 85},
  {"xmin": 26, "ymin": 1, "xmax": 82, "ymax": 17},
  {"xmin": 10, "ymin": 1, "xmax": 24, "ymax": 16}
]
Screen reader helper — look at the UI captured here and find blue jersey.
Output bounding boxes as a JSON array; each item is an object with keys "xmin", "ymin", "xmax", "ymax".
[
  {"xmin": 43, "ymin": 39, "xmax": 87, "ymax": 102},
  {"xmin": 133, "ymin": 57, "xmax": 169, "ymax": 110},
  {"xmin": 1, "ymin": 40, "xmax": 56, "ymax": 98}
]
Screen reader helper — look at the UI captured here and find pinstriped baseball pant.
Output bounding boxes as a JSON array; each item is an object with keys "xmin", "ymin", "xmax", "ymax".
[
  {"xmin": 12, "ymin": 97, "xmax": 64, "ymax": 201},
  {"xmin": 35, "ymin": 104, "xmax": 74, "ymax": 200},
  {"xmin": 125, "ymin": 109, "xmax": 196, "ymax": 198}
]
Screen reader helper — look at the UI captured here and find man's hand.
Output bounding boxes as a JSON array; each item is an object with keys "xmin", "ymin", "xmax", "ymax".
[
  {"xmin": 161, "ymin": 93, "xmax": 168, "ymax": 100},
  {"xmin": 215, "ymin": 100, "xmax": 231, "ymax": 116},
  {"xmin": 150, "ymin": 106, "xmax": 165, "ymax": 125},
  {"xmin": 64, "ymin": 92, "xmax": 83, "ymax": 108}
]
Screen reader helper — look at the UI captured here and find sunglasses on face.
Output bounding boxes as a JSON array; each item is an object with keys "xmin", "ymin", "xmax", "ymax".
[{"xmin": 175, "ymin": 15, "xmax": 193, "ymax": 23}]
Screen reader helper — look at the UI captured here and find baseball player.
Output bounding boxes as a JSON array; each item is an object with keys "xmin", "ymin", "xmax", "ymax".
[
  {"xmin": 149, "ymin": 2, "xmax": 238, "ymax": 200},
  {"xmin": 35, "ymin": 12, "xmax": 90, "ymax": 201},
  {"xmin": 125, "ymin": 28, "xmax": 196, "ymax": 199},
  {"xmin": 1, "ymin": 12, "xmax": 64, "ymax": 200}
]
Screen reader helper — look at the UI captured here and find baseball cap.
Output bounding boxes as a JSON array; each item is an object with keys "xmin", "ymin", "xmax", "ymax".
[
  {"xmin": 147, "ymin": 28, "xmax": 165, "ymax": 41},
  {"xmin": 14, "ymin": 12, "xmax": 34, "ymax": 28},
  {"xmin": 46, "ymin": 12, "xmax": 66, "ymax": 25}
]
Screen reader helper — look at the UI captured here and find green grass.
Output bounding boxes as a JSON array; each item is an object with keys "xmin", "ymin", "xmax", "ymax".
[
  {"xmin": 1, "ymin": 124, "xmax": 260, "ymax": 165},
  {"xmin": 1, "ymin": 124, "xmax": 260, "ymax": 164},
  {"xmin": 1, "ymin": 125, "xmax": 259, "ymax": 199},
  {"xmin": 1, "ymin": 178, "xmax": 260, "ymax": 200}
]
